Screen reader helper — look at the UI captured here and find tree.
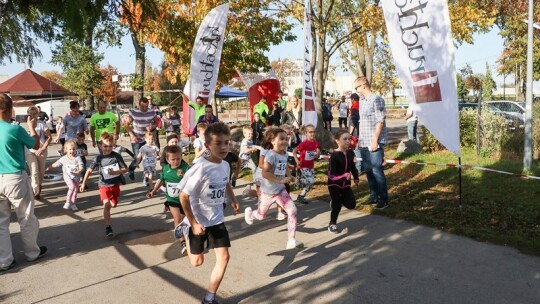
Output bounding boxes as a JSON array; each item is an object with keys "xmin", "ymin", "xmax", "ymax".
[
  {"xmin": 40, "ymin": 71, "xmax": 65, "ymax": 84},
  {"xmin": 464, "ymin": 74, "xmax": 483, "ymax": 102},
  {"xmin": 50, "ymin": 40, "xmax": 104, "ymax": 106},
  {"xmin": 456, "ymin": 74, "xmax": 469, "ymax": 100},
  {"xmin": 270, "ymin": 58, "xmax": 297, "ymax": 92},
  {"xmin": 482, "ymin": 63, "xmax": 496, "ymax": 101},
  {"xmin": 371, "ymin": 42, "xmax": 399, "ymax": 103},
  {"xmin": 94, "ymin": 64, "xmax": 119, "ymax": 103}
]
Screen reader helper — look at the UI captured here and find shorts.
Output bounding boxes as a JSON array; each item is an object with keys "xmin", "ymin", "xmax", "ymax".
[
  {"xmin": 188, "ymin": 222, "xmax": 231, "ymax": 255},
  {"xmin": 143, "ymin": 166, "xmax": 156, "ymax": 177},
  {"xmin": 339, "ymin": 117, "xmax": 347, "ymax": 125},
  {"xmin": 99, "ymin": 185, "xmax": 120, "ymax": 207},
  {"xmin": 164, "ymin": 200, "xmax": 184, "ymax": 214}
]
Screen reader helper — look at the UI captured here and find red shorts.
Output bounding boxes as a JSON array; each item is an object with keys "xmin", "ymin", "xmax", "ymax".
[{"xmin": 99, "ymin": 185, "xmax": 120, "ymax": 207}]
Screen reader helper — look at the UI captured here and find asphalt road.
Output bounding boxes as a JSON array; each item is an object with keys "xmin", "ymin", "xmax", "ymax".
[{"xmin": 1, "ymin": 127, "xmax": 539, "ymax": 304}]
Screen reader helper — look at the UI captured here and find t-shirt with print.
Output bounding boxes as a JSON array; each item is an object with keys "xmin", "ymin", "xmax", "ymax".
[
  {"xmin": 339, "ymin": 102, "xmax": 349, "ymax": 118},
  {"xmin": 89, "ymin": 151, "xmax": 127, "ymax": 187},
  {"xmin": 139, "ymin": 145, "xmax": 159, "ymax": 168},
  {"xmin": 239, "ymin": 138, "xmax": 253, "ymax": 160},
  {"xmin": 181, "ymin": 158, "xmax": 230, "ymax": 227},
  {"xmin": 63, "ymin": 114, "xmax": 88, "ymax": 140},
  {"xmin": 161, "ymin": 162, "xmax": 190, "ymax": 204},
  {"xmin": 261, "ymin": 150, "xmax": 288, "ymax": 194},
  {"xmin": 90, "ymin": 112, "xmax": 118, "ymax": 141},
  {"xmin": 296, "ymin": 139, "xmax": 319, "ymax": 169},
  {"xmin": 0, "ymin": 121, "xmax": 36, "ymax": 174},
  {"xmin": 76, "ymin": 142, "xmax": 88, "ymax": 165},
  {"xmin": 53, "ymin": 155, "xmax": 84, "ymax": 181}
]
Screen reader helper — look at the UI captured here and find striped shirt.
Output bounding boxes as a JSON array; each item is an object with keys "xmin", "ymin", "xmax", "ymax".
[
  {"xmin": 358, "ymin": 93, "xmax": 387, "ymax": 147},
  {"xmin": 129, "ymin": 109, "xmax": 157, "ymax": 143}
]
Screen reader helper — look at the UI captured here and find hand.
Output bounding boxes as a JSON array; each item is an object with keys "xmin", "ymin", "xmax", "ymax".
[
  {"xmin": 108, "ymin": 168, "xmax": 115, "ymax": 174},
  {"xmin": 354, "ymin": 179, "xmax": 360, "ymax": 186},
  {"xmin": 297, "ymin": 161, "xmax": 302, "ymax": 166},
  {"xmin": 192, "ymin": 223, "xmax": 205, "ymax": 235},
  {"xmin": 54, "ymin": 138, "xmax": 59, "ymax": 144},
  {"xmin": 129, "ymin": 134, "xmax": 137, "ymax": 143},
  {"xmin": 146, "ymin": 192, "xmax": 154, "ymax": 198},
  {"xmin": 370, "ymin": 141, "xmax": 378, "ymax": 152},
  {"xmin": 282, "ymin": 177, "xmax": 292, "ymax": 184},
  {"xmin": 231, "ymin": 200, "xmax": 240, "ymax": 215},
  {"xmin": 79, "ymin": 184, "xmax": 86, "ymax": 192}
]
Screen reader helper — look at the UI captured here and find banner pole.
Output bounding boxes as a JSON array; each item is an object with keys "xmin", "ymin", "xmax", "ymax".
[{"xmin": 458, "ymin": 156, "xmax": 462, "ymax": 208}]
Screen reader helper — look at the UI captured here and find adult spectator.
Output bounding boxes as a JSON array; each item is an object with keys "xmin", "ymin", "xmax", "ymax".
[
  {"xmin": 267, "ymin": 100, "xmax": 283, "ymax": 126},
  {"xmin": 337, "ymin": 95, "xmax": 349, "ymax": 129},
  {"xmin": 147, "ymin": 96, "xmax": 162, "ymax": 149},
  {"xmin": 404, "ymin": 106, "xmax": 419, "ymax": 142},
  {"xmin": 322, "ymin": 98, "xmax": 333, "ymax": 131},
  {"xmin": 355, "ymin": 77, "xmax": 388, "ymax": 209},
  {"xmin": 281, "ymin": 95, "xmax": 302, "ymax": 131},
  {"xmin": 125, "ymin": 97, "xmax": 158, "ymax": 180},
  {"xmin": 90, "ymin": 100, "xmax": 120, "ymax": 148},
  {"xmin": 0, "ymin": 94, "xmax": 47, "ymax": 272},
  {"xmin": 58, "ymin": 101, "xmax": 88, "ymax": 141},
  {"xmin": 25, "ymin": 106, "xmax": 52, "ymax": 199},
  {"xmin": 193, "ymin": 105, "xmax": 219, "ymax": 135},
  {"xmin": 349, "ymin": 93, "xmax": 360, "ymax": 136},
  {"xmin": 183, "ymin": 95, "xmax": 207, "ymax": 127},
  {"xmin": 251, "ymin": 112, "xmax": 265, "ymax": 146},
  {"xmin": 253, "ymin": 96, "xmax": 270, "ymax": 124},
  {"xmin": 37, "ymin": 106, "xmax": 49, "ymax": 122},
  {"xmin": 277, "ymin": 90, "xmax": 287, "ymax": 109}
]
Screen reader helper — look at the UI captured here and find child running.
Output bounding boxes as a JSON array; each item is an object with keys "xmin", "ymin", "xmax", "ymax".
[
  {"xmin": 244, "ymin": 128, "xmax": 303, "ymax": 249},
  {"xmin": 147, "ymin": 145, "xmax": 190, "ymax": 255},
  {"xmin": 177, "ymin": 122, "xmax": 240, "ymax": 304},
  {"xmin": 46, "ymin": 140, "xmax": 83, "ymax": 211},
  {"xmin": 136, "ymin": 131, "xmax": 159, "ymax": 188},
  {"xmin": 192, "ymin": 122, "xmax": 208, "ymax": 164},
  {"xmin": 327, "ymin": 129, "xmax": 359, "ymax": 234},
  {"xmin": 293, "ymin": 124, "xmax": 320, "ymax": 204},
  {"xmin": 239, "ymin": 126, "xmax": 257, "ymax": 175},
  {"xmin": 80, "ymin": 132, "xmax": 128, "ymax": 237}
]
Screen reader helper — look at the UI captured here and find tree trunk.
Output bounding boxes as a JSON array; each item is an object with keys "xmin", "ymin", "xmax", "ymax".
[
  {"xmin": 84, "ymin": 28, "xmax": 95, "ymax": 110},
  {"xmin": 131, "ymin": 31, "xmax": 146, "ymax": 107}
]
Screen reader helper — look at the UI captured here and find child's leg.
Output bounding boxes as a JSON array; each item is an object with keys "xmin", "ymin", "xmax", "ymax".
[
  {"xmin": 299, "ymin": 168, "xmax": 315, "ymax": 197},
  {"xmin": 329, "ymin": 187, "xmax": 343, "ymax": 225},
  {"xmin": 103, "ymin": 200, "xmax": 112, "ymax": 225},
  {"xmin": 185, "ymin": 230, "xmax": 205, "ymax": 267},
  {"xmin": 251, "ymin": 192, "xmax": 277, "ymax": 220},
  {"xmin": 169, "ymin": 206, "xmax": 185, "ymax": 241},
  {"xmin": 70, "ymin": 181, "xmax": 80, "ymax": 204},
  {"xmin": 274, "ymin": 189, "xmax": 298, "ymax": 239},
  {"xmin": 64, "ymin": 176, "xmax": 76, "ymax": 203},
  {"xmin": 208, "ymin": 247, "xmax": 230, "ymax": 295}
]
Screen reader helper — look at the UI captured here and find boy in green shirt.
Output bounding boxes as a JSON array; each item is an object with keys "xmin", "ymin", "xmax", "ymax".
[{"xmin": 147, "ymin": 145, "xmax": 190, "ymax": 255}]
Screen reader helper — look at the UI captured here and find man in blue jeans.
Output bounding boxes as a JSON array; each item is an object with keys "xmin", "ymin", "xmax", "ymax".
[{"xmin": 354, "ymin": 77, "xmax": 389, "ymax": 209}]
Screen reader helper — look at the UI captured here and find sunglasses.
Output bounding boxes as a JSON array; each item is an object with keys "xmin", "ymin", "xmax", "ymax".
[{"xmin": 355, "ymin": 83, "xmax": 367, "ymax": 91}]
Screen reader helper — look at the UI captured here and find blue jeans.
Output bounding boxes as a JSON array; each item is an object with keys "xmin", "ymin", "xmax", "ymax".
[
  {"xmin": 407, "ymin": 120, "xmax": 419, "ymax": 142},
  {"xmin": 359, "ymin": 146, "xmax": 388, "ymax": 202},
  {"xmin": 130, "ymin": 141, "xmax": 146, "ymax": 170}
]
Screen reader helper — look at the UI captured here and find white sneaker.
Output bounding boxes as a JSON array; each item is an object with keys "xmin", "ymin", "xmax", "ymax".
[
  {"xmin": 276, "ymin": 212, "xmax": 287, "ymax": 221},
  {"xmin": 63, "ymin": 202, "xmax": 70, "ymax": 210},
  {"xmin": 69, "ymin": 204, "xmax": 79, "ymax": 211},
  {"xmin": 286, "ymin": 238, "xmax": 304, "ymax": 250},
  {"xmin": 143, "ymin": 180, "xmax": 148, "ymax": 187},
  {"xmin": 244, "ymin": 207, "xmax": 254, "ymax": 225},
  {"xmin": 242, "ymin": 185, "xmax": 251, "ymax": 196}
]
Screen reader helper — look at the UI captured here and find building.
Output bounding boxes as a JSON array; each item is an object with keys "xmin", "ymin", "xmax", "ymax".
[{"xmin": 118, "ymin": 74, "xmax": 135, "ymax": 92}]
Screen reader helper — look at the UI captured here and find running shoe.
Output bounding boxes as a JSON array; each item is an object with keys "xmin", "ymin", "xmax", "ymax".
[
  {"xmin": 328, "ymin": 224, "xmax": 339, "ymax": 234},
  {"xmin": 63, "ymin": 202, "xmax": 70, "ymax": 210},
  {"xmin": 143, "ymin": 179, "xmax": 148, "ymax": 187},
  {"xmin": 27, "ymin": 246, "xmax": 47, "ymax": 262},
  {"xmin": 69, "ymin": 204, "xmax": 79, "ymax": 211},
  {"xmin": 201, "ymin": 299, "xmax": 220, "ymax": 304},
  {"xmin": 180, "ymin": 240, "xmax": 187, "ymax": 255},
  {"xmin": 0, "ymin": 260, "xmax": 16, "ymax": 272},
  {"xmin": 375, "ymin": 201, "xmax": 389, "ymax": 210},
  {"xmin": 244, "ymin": 207, "xmax": 254, "ymax": 225},
  {"xmin": 286, "ymin": 238, "xmax": 304, "ymax": 249},
  {"xmin": 276, "ymin": 212, "xmax": 287, "ymax": 221},
  {"xmin": 128, "ymin": 169, "xmax": 135, "ymax": 181},
  {"xmin": 106, "ymin": 226, "xmax": 114, "ymax": 238}
]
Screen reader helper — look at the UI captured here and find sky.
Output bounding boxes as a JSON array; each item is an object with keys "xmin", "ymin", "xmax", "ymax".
[{"xmin": 0, "ymin": 25, "xmax": 512, "ymax": 87}]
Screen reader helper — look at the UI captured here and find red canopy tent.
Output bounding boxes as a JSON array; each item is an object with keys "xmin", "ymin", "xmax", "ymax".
[{"xmin": 0, "ymin": 69, "xmax": 76, "ymax": 99}]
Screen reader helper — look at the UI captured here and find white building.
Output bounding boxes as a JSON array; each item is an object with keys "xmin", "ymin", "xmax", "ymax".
[{"xmin": 118, "ymin": 74, "xmax": 135, "ymax": 92}]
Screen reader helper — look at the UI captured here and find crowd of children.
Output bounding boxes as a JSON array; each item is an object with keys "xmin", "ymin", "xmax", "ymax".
[{"xmin": 44, "ymin": 113, "xmax": 366, "ymax": 304}]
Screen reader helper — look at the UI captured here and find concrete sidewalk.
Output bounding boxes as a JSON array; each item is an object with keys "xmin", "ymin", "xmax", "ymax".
[{"xmin": 1, "ymin": 139, "xmax": 540, "ymax": 304}]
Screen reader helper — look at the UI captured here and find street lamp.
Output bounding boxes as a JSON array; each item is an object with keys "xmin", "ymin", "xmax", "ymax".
[{"xmin": 523, "ymin": 3, "xmax": 537, "ymax": 170}]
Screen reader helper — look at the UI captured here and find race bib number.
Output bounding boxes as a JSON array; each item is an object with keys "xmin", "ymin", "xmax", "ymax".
[
  {"xmin": 102, "ymin": 163, "xmax": 120, "ymax": 180},
  {"xmin": 206, "ymin": 183, "xmax": 227, "ymax": 205},
  {"xmin": 305, "ymin": 150, "xmax": 317, "ymax": 161},
  {"xmin": 166, "ymin": 182, "xmax": 180, "ymax": 197},
  {"xmin": 274, "ymin": 162, "xmax": 287, "ymax": 177}
]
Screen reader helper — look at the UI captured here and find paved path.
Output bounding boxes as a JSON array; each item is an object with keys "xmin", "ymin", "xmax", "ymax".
[{"xmin": 1, "ymin": 134, "xmax": 539, "ymax": 304}]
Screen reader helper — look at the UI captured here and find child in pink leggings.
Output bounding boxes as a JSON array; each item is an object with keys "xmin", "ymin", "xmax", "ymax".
[
  {"xmin": 46, "ymin": 140, "xmax": 83, "ymax": 211},
  {"xmin": 244, "ymin": 128, "xmax": 303, "ymax": 250}
]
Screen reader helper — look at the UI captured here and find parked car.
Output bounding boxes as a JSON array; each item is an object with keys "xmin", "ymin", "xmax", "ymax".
[
  {"xmin": 458, "ymin": 103, "xmax": 478, "ymax": 111},
  {"xmin": 484, "ymin": 101, "xmax": 525, "ymax": 130}
]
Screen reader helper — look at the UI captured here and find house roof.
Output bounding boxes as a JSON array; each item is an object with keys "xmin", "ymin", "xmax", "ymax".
[{"xmin": 0, "ymin": 69, "xmax": 77, "ymax": 98}]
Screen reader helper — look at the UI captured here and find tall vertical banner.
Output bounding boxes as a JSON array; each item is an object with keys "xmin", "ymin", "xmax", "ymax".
[
  {"xmin": 302, "ymin": 0, "xmax": 317, "ymax": 127},
  {"xmin": 381, "ymin": 0, "xmax": 460, "ymax": 156},
  {"xmin": 182, "ymin": 3, "xmax": 230, "ymax": 135}
]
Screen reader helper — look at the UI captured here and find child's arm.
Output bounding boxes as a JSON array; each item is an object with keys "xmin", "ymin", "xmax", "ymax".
[
  {"xmin": 79, "ymin": 168, "xmax": 93, "ymax": 192},
  {"xmin": 350, "ymin": 151, "xmax": 360, "ymax": 185},
  {"xmin": 147, "ymin": 179, "xmax": 164, "ymax": 198},
  {"xmin": 45, "ymin": 162, "xmax": 59, "ymax": 172},
  {"xmin": 232, "ymin": 161, "xmax": 241, "ymax": 186},
  {"xmin": 194, "ymin": 146, "xmax": 206, "ymax": 158},
  {"xmin": 225, "ymin": 183, "xmax": 239, "ymax": 215},
  {"xmin": 316, "ymin": 147, "xmax": 321, "ymax": 159},
  {"xmin": 180, "ymin": 192, "xmax": 205, "ymax": 235},
  {"xmin": 135, "ymin": 151, "xmax": 143, "ymax": 167},
  {"xmin": 292, "ymin": 147, "xmax": 301, "ymax": 166}
]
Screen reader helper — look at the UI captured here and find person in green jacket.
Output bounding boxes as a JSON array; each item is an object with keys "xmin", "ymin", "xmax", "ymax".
[
  {"xmin": 253, "ymin": 96, "xmax": 270, "ymax": 124},
  {"xmin": 186, "ymin": 96, "xmax": 207, "ymax": 124},
  {"xmin": 277, "ymin": 91, "xmax": 287, "ymax": 109}
]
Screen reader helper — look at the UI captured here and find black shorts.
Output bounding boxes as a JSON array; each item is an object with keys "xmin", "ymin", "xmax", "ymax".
[
  {"xmin": 164, "ymin": 201, "xmax": 184, "ymax": 214},
  {"xmin": 339, "ymin": 117, "xmax": 347, "ymax": 124},
  {"xmin": 188, "ymin": 222, "xmax": 230, "ymax": 255}
]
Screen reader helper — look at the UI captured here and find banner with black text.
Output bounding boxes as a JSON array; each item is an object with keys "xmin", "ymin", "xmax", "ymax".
[{"xmin": 302, "ymin": 0, "xmax": 317, "ymax": 127}]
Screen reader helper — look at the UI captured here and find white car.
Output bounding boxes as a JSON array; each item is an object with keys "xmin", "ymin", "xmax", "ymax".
[{"xmin": 484, "ymin": 101, "xmax": 525, "ymax": 130}]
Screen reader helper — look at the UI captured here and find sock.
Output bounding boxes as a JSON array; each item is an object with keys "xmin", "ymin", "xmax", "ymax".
[
  {"xmin": 300, "ymin": 189, "xmax": 307, "ymax": 197},
  {"xmin": 204, "ymin": 291, "xmax": 215, "ymax": 302}
]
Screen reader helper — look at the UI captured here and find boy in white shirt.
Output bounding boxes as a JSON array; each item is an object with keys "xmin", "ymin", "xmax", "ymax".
[
  {"xmin": 239, "ymin": 126, "xmax": 257, "ymax": 174},
  {"xmin": 136, "ymin": 131, "xmax": 160, "ymax": 188},
  {"xmin": 192, "ymin": 122, "xmax": 208, "ymax": 164},
  {"xmin": 178, "ymin": 122, "xmax": 240, "ymax": 304}
]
